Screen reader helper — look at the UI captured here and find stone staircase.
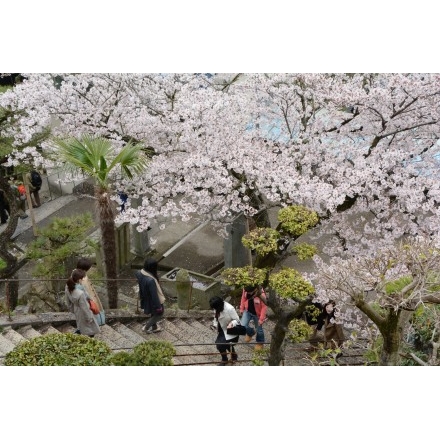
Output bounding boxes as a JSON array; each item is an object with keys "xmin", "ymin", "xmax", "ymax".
[{"xmin": 0, "ymin": 310, "xmax": 370, "ymax": 366}]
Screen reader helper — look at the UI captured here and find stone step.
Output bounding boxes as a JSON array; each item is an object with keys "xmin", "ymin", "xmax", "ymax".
[
  {"xmin": 38, "ymin": 324, "xmax": 61, "ymax": 335},
  {"xmin": 161, "ymin": 318, "xmax": 214, "ymax": 365},
  {"xmin": 17, "ymin": 325, "xmax": 44, "ymax": 340},
  {"xmin": 0, "ymin": 334, "xmax": 16, "ymax": 356},
  {"xmin": 94, "ymin": 324, "xmax": 134, "ymax": 352},
  {"xmin": 128, "ymin": 320, "xmax": 179, "ymax": 343},
  {"xmin": 0, "ymin": 311, "xmax": 368, "ymax": 366},
  {"xmin": 54, "ymin": 323, "xmax": 77, "ymax": 334},
  {"xmin": 110, "ymin": 322, "xmax": 146, "ymax": 346},
  {"xmin": 2, "ymin": 327, "xmax": 28, "ymax": 346},
  {"xmin": 170, "ymin": 319, "xmax": 218, "ymax": 365},
  {"xmin": 117, "ymin": 292, "xmax": 138, "ymax": 307}
]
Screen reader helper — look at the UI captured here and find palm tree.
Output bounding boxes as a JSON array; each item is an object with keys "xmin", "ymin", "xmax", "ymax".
[{"xmin": 51, "ymin": 135, "xmax": 149, "ymax": 308}]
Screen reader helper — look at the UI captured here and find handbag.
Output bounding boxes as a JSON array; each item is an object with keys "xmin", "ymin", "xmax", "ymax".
[
  {"xmin": 226, "ymin": 320, "xmax": 247, "ymax": 336},
  {"xmin": 88, "ymin": 298, "xmax": 100, "ymax": 315},
  {"xmin": 95, "ymin": 310, "xmax": 106, "ymax": 326}
]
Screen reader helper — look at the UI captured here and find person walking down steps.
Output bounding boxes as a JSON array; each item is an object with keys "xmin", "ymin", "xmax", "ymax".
[{"xmin": 135, "ymin": 258, "xmax": 166, "ymax": 334}]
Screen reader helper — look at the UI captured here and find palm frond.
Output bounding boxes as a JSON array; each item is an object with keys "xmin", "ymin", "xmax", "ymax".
[
  {"xmin": 51, "ymin": 135, "xmax": 149, "ymax": 186},
  {"xmin": 110, "ymin": 142, "xmax": 150, "ymax": 179}
]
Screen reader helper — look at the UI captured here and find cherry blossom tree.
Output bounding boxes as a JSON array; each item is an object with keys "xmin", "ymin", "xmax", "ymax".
[
  {"xmin": 1, "ymin": 73, "xmax": 439, "ymax": 249},
  {"xmin": 2, "ymin": 74, "xmax": 440, "ymax": 362},
  {"xmin": 311, "ymin": 236, "xmax": 440, "ymax": 365}
]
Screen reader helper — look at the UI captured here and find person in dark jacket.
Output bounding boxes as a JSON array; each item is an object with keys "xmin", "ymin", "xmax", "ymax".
[
  {"xmin": 309, "ymin": 300, "xmax": 345, "ymax": 349},
  {"xmin": 0, "ymin": 189, "xmax": 10, "ymax": 224},
  {"xmin": 24, "ymin": 170, "xmax": 41, "ymax": 208},
  {"xmin": 135, "ymin": 258, "xmax": 165, "ymax": 334}
]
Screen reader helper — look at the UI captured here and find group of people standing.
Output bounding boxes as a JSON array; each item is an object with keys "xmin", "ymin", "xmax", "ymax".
[{"xmin": 0, "ymin": 170, "xmax": 42, "ymax": 224}]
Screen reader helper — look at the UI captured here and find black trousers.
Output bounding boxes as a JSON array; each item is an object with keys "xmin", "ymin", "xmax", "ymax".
[
  {"xmin": 215, "ymin": 329, "xmax": 239, "ymax": 358},
  {"xmin": 0, "ymin": 199, "xmax": 9, "ymax": 224}
]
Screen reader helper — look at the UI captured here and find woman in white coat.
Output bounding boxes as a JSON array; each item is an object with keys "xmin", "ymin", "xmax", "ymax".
[
  {"xmin": 209, "ymin": 296, "xmax": 241, "ymax": 366},
  {"xmin": 65, "ymin": 269, "xmax": 100, "ymax": 337}
]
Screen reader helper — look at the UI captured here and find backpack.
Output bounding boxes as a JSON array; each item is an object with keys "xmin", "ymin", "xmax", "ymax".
[
  {"xmin": 30, "ymin": 170, "xmax": 42, "ymax": 189},
  {"xmin": 17, "ymin": 184, "xmax": 26, "ymax": 200}
]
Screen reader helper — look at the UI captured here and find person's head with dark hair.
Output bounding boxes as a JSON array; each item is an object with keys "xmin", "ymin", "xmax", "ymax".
[
  {"xmin": 209, "ymin": 296, "xmax": 224, "ymax": 313},
  {"xmin": 244, "ymin": 284, "xmax": 259, "ymax": 300},
  {"xmin": 244, "ymin": 285, "xmax": 258, "ymax": 293},
  {"xmin": 143, "ymin": 257, "xmax": 159, "ymax": 280},
  {"xmin": 324, "ymin": 300, "xmax": 337, "ymax": 317},
  {"xmin": 77, "ymin": 257, "xmax": 93, "ymax": 272},
  {"xmin": 66, "ymin": 268, "xmax": 86, "ymax": 292}
]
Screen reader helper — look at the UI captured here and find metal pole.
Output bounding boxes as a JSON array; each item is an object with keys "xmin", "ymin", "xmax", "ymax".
[
  {"xmin": 187, "ymin": 281, "xmax": 193, "ymax": 313},
  {"xmin": 5, "ymin": 280, "xmax": 12, "ymax": 321},
  {"xmin": 23, "ymin": 174, "xmax": 38, "ymax": 237}
]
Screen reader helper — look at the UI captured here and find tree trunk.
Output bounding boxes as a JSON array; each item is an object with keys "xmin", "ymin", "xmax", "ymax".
[
  {"xmin": 0, "ymin": 177, "xmax": 21, "ymax": 310},
  {"xmin": 97, "ymin": 188, "xmax": 118, "ymax": 309},
  {"xmin": 254, "ymin": 252, "xmax": 280, "ymax": 270},
  {"xmin": 5, "ymin": 276, "xmax": 19, "ymax": 311},
  {"xmin": 267, "ymin": 298, "xmax": 309, "ymax": 366},
  {"xmin": 268, "ymin": 312, "xmax": 290, "ymax": 365},
  {"xmin": 379, "ymin": 309, "xmax": 411, "ymax": 366}
]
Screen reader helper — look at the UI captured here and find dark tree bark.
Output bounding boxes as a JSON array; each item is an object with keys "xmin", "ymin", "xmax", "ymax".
[
  {"xmin": 354, "ymin": 295, "xmax": 414, "ymax": 366},
  {"xmin": 266, "ymin": 286, "xmax": 310, "ymax": 366},
  {"xmin": 0, "ymin": 176, "xmax": 21, "ymax": 310},
  {"xmin": 96, "ymin": 187, "xmax": 118, "ymax": 309}
]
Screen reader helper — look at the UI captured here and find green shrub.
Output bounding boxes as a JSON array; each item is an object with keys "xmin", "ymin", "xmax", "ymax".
[
  {"xmin": 363, "ymin": 335, "xmax": 382, "ymax": 365},
  {"xmin": 4, "ymin": 333, "xmax": 112, "ymax": 366},
  {"xmin": 26, "ymin": 213, "xmax": 95, "ymax": 280},
  {"xmin": 221, "ymin": 265, "xmax": 268, "ymax": 288},
  {"xmin": 292, "ymin": 243, "xmax": 317, "ymax": 260},
  {"xmin": 408, "ymin": 303, "xmax": 440, "ymax": 354},
  {"xmin": 252, "ymin": 347, "xmax": 269, "ymax": 366},
  {"xmin": 278, "ymin": 205, "xmax": 319, "ymax": 236},
  {"xmin": 125, "ymin": 340, "xmax": 176, "ymax": 366},
  {"xmin": 385, "ymin": 275, "xmax": 413, "ymax": 295},
  {"xmin": 288, "ymin": 318, "xmax": 313, "ymax": 343},
  {"xmin": 242, "ymin": 228, "xmax": 280, "ymax": 256},
  {"xmin": 110, "ymin": 351, "xmax": 139, "ymax": 366},
  {"xmin": 269, "ymin": 267, "xmax": 315, "ymax": 300}
]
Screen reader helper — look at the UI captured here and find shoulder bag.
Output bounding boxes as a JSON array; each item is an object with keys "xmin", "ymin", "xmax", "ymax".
[
  {"xmin": 88, "ymin": 298, "xmax": 100, "ymax": 315},
  {"xmin": 226, "ymin": 319, "xmax": 247, "ymax": 336}
]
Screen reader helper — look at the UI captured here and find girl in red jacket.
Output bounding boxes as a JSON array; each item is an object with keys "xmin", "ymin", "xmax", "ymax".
[{"xmin": 240, "ymin": 285, "xmax": 268, "ymax": 350}]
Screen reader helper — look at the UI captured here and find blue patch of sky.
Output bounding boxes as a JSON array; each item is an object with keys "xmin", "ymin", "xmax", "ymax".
[{"xmin": 246, "ymin": 113, "xmax": 440, "ymax": 176}]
